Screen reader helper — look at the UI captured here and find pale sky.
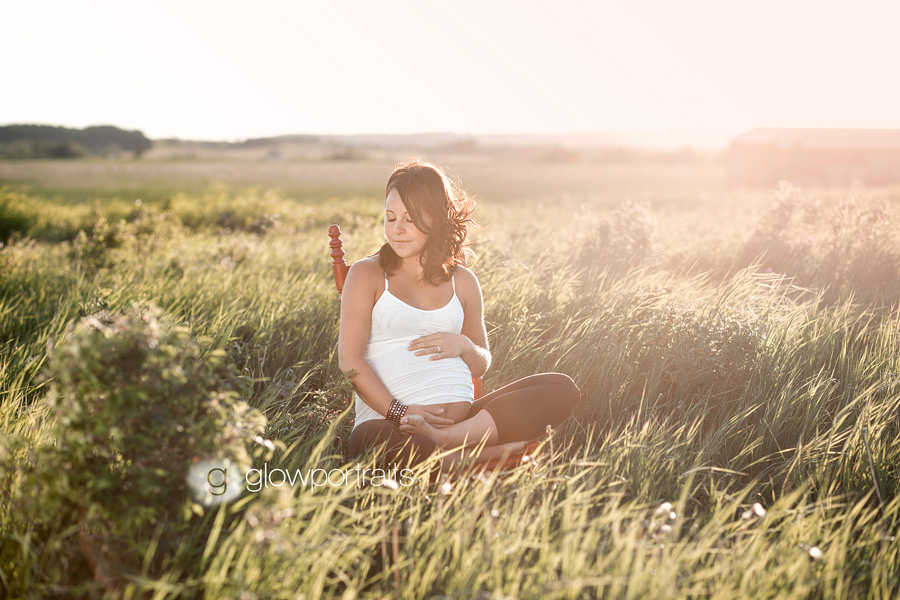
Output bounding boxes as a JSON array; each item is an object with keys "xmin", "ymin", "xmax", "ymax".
[{"xmin": 3, "ymin": 0, "xmax": 898, "ymax": 140}]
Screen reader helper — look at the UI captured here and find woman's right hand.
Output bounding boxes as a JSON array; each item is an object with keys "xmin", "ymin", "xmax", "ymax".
[{"xmin": 404, "ymin": 404, "xmax": 456, "ymax": 428}]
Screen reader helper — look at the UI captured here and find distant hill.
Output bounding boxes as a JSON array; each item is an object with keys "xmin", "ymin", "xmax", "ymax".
[
  {"xmin": 150, "ymin": 131, "xmax": 731, "ymax": 164},
  {"xmin": 227, "ymin": 131, "xmax": 733, "ymax": 151},
  {"xmin": 0, "ymin": 124, "xmax": 152, "ymax": 159}
]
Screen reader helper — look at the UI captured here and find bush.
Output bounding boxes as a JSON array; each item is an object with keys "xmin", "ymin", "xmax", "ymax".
[
  {"xmin": 578, "ymin": 200, "xmax": 657, "ymax": 277},
  {"xmin": 71, "ymin": 206, "xmax": 182, "ymax": 271},
  {"xmin": 0, "ymin": 304, "xmax": 275, "ymax": 596},
  {"xmin": 170, "ymin": 184, "xmax": 284, "ymax": 234},
  {"xmin": 0, "ymin": 189, "xmax": 35, "ymax": 243},
  {"xmin": 737, "ymin": 182, "xmax": 900, "ymax": 306}
]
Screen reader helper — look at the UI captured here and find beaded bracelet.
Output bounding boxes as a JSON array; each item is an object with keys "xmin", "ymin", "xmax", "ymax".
[{"xmin": 387, "ymin": 398, "xmax": 408, "ymax": 424}]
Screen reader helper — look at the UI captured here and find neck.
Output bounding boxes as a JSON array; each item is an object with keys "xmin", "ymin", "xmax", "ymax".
[{"xmin": 396, "ymin": 255, "xmax": 425, "ymax": 281}]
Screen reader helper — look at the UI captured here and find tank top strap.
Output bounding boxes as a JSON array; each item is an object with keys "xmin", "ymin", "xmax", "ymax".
[
  {"xmin": 385, "ymin": 274, "xmax": 389, "ymax": 291},
  {"xmin": 451, "ymin": 273, "xmax": 456, "ymax": 294}
]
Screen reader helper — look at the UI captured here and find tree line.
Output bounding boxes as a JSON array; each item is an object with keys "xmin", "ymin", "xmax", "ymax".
[{"xmin": 0, "ymin": 124, "xmax": 153, "ymax": 159}]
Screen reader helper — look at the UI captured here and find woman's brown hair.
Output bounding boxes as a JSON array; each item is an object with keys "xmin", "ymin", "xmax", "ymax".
[{"xmin": 379, "ymin": 159, "xmax": 476, "ymax": 285}]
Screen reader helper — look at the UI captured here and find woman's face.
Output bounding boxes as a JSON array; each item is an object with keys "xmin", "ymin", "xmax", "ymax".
[{"xmin": 385, "ymin": 188, "xmax": 429, "ymax": 259}]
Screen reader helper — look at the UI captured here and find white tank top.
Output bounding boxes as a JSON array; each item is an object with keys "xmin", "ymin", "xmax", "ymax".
[{"xmin": 353, "ymin": 272, "xmax": 475, "ymax": 430}]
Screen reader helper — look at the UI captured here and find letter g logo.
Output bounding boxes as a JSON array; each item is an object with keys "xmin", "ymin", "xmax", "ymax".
[{"xmin": 208, "ymin": 467, "xmax": 227, "ymax": 496}]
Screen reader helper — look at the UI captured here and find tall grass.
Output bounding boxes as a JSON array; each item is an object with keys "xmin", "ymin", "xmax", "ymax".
[{"xmin": 1, "ymin": 180, "xmax": 898, "ymax": 598}]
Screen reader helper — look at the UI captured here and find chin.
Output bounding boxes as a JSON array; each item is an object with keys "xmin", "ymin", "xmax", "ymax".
[{"xmin": 392, "ymin": 244, "xmax": 422, "ymax": 258}]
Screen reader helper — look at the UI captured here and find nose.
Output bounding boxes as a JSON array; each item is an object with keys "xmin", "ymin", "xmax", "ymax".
[{"xmin": 392, "ymin": 220, "xmax": 405, "ymax": 235}]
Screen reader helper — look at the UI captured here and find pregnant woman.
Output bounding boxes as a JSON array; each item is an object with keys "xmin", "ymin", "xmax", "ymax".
[{"xmin": 339, "ymin": 159, "xmax": 580, "ymax": 469}]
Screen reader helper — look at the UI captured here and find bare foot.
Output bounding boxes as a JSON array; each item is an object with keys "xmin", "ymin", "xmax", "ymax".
[
  {"xmin": 399, "ymin": 414, "xmax": 447, "ymax": 446},
  {"xmin": 400, "ymin": 410, "xmax": 501, "ymax": 450}
]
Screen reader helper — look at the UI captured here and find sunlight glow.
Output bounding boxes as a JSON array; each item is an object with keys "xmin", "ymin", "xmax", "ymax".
[{"xmin": 3, "ymin": 0, "xmax": 898, "ymax": 140}]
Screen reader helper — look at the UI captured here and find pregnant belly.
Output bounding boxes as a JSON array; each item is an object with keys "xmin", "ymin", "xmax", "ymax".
[
  {"xmin": 367, "ymin": 344, "xmax": 474, "ymax": 405},
  {"xmin": 430, "ymin": 401, "xmax": 472, "ymax": 424}
]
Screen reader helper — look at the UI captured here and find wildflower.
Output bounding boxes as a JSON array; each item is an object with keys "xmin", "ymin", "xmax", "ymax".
[
  {"xmin": 656, "ymin": 502, "xmax": 673, "ymax": 514},
  {"xmin": 253, "ymin": 435, "xmax": 275, "ymax": 451},
  {"xmin": 809, "ymin": 546, "xmax": 823, "ymax": 560},
  {"xmin": 382, "ymin": 478, "xmax": 399, "ymax": 490},
  {"xmin": 742, "ymin": 502, "xmax": 766, "ymax": 520}
]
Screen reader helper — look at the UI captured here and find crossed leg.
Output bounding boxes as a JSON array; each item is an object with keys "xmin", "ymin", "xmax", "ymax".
[
  {"xmin": 349, "ymin": 373, "xmax": 580, "ymax": 470},
  {"xmin": 399, "ymin": 373, "xmax": 580, "ymax": 453}
]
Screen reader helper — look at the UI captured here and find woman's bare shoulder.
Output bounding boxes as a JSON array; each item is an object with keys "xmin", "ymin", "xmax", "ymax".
[
  {"xmin": 454, "ymin": 265, "xmax": 480, "ymax": 283},
  {"xmin": 344, "ymin": 257, "xmax": 384, "ymax": 298},
  {"xmin": 453, "ymin": 265, "xmax": 483, "ymax": 298},
  {"xmin": 347, "ymin": 256, "xmax": 383, "ymax": 279}
]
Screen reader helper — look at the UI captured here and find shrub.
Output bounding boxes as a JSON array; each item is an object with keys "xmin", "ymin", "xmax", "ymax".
[
  {"xmin": 737, "ymin": 182, "xmax": 900, "ymax": 306},
  {"xmin": 578, "ymin": 200, "xmax": 657, "ymax": 277},
  {"xmin": 0, "ymin": 304, "xmax": 275, "ymax": 596},
  {"xmin": 71, "ymin": 206, "xmax": 181, "ymax": 271},
  {"xmin": 0, "ymin": 189, "xmax": 35, "ymax": 243}
]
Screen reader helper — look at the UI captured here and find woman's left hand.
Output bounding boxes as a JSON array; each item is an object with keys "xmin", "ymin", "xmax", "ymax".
[{"xmin": 408, "ymin": 332, "xmax": 472, "ymax": 360}]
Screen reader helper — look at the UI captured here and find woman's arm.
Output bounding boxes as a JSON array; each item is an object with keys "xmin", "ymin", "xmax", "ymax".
[
  {"xmin": 338, "ymin": 259, "xmax": 394, "ymax": 414},
  {"xmin": 457, "ymin": 267, "xmax": 491, "ymax": 378}
]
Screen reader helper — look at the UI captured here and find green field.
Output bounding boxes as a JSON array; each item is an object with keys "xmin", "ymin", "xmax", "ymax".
[{"xmin": 1, "ymin": 157, "xmax": 899, "ymax": 598}]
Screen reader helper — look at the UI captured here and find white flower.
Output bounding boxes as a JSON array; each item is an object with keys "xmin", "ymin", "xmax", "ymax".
[{"xmin": 742, "ymin": 502, "xmax": 767, "ymax": 520}]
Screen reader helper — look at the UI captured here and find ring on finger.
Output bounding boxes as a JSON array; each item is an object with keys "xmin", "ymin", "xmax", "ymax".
[{"xmin": 435, "ymin": 345, "xmax": 441, "ymax": 353}]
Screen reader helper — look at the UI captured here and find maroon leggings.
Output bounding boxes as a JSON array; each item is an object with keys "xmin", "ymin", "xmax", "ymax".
[{"xmin": 348, "ymin": 373, "xmax": 580, "ymax": 467}]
